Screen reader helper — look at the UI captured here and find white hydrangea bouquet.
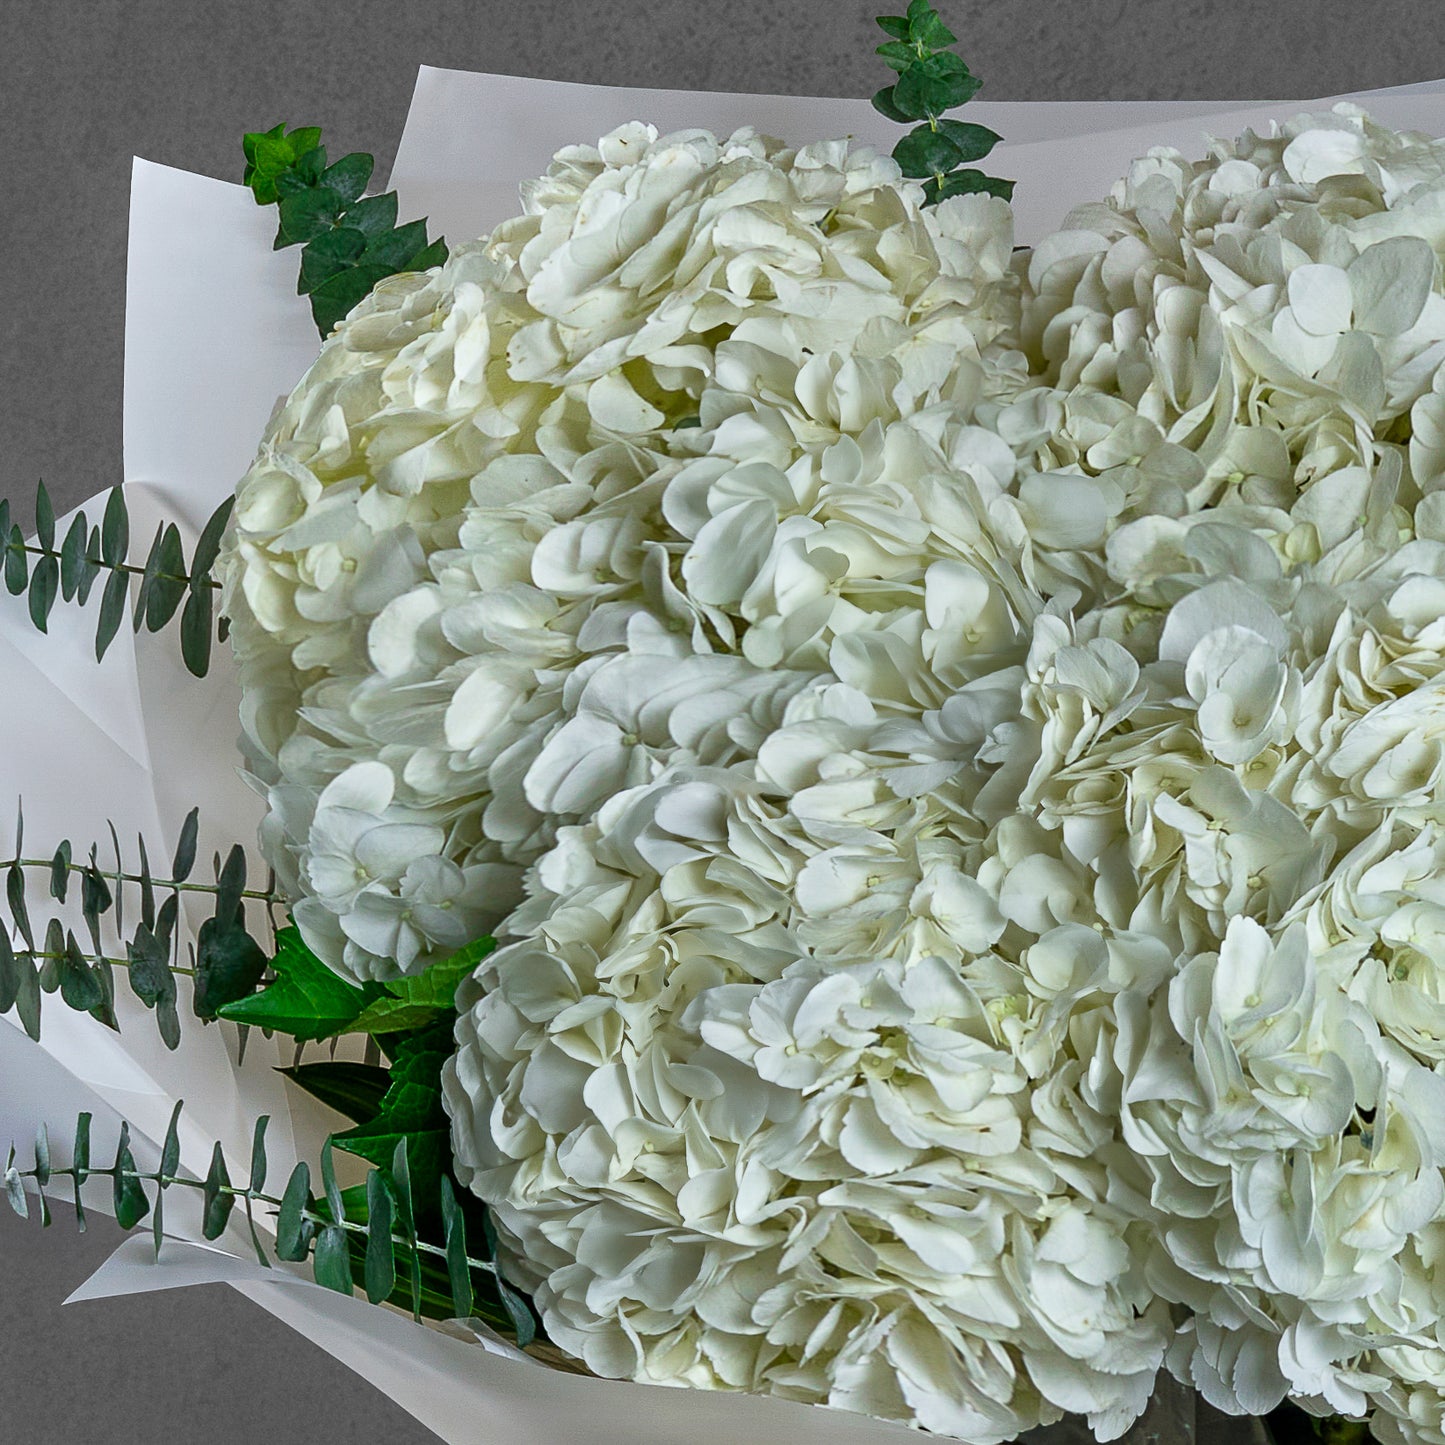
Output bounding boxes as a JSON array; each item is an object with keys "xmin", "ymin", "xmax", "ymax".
[{"xmin": 9, "ymin": 9, "xmax": 1445, "ymax": 1444}]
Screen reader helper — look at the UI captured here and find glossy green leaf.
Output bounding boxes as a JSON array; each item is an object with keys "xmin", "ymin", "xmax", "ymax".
[
  {"xmin": 348, "ymin": 936, "xmax": 493, "ymax": 1036},
  {"xmin": 219, "ymin": 925, "xmax": 381, "ymax": 1040},
  {"xmin": 281, "ymin": 1060, "xmax": 390, "ymax": 1124}
]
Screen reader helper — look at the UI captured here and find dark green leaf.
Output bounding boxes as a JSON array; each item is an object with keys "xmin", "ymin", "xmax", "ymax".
[
  {"xmin": 76, "ymin": 527, "xmax": 103, "ymax": 606},
  {"xmin": 218, "ymin": 925, "xmax": 381, "ymax": 1040},
  {"xmin": 893, "ymin": 53, "xmax": 981, "ymax": 116},
  {"xmin": 126, "ymin": 923, "xmax": 175, "ymax": 1005},
  {"xmin": 331, "ymin": 1021, "xmax": 453, "ymax": 1214},
  {"xmin": 159, "ymin": 1099, "xmax": 183, "ymax": 1180},
  {"xmin": 935, "ymin": 117, "xmax": 1003, "ymax": 163},
  {"xmin": 5, "ymin": 1147, "xmax": 28, "ymax": 1219},
  {"xmin": 0, "ymin": 932, "xmax": 17, "ymax": 1014},
  {"xmin": 321, "ymin": 152, "xmax": 374, "ymax": 204},
  {"xmin": 911, "ymin": 7, "xmax": 957, "ymax": 47},
  {"xmin": 202, "ymin": 1140, "xmax": 234, "ymax": 1239},
  {"xmin": 156, "ymin": 993, "xmax": 181, "ymax": 1050},
  {"xmin": 320, "ymin": 1137, "xmax": 345, "ymax": 1226},
  {"xmin": 497, "ymin": 1275, "xmax": 536, "ymax": 1349},
  {"xmin": 343, "ymin": 192, "xmax": 399, "ymax": 237},
  {"xmin": 924, "ymin": 168, "xmax": 1015, "ymax": 204},
  {"xmin": 27, "ymin": 553, "xmax": 58, "ymax": 632},
  {"xmin": 3, "ymin": 526, "xmax": 26, "ymax": 597},
  {"xmin": 112, "ymin": 1123, "xmax": 149, "ymax": 1230},
  {"xmin": 70, "ymin": 1112, "xmax": 91, "ymax": 1230},
  {"xmin": 275, "ymin": 187, "xmax": 344, "ymax": 247},
  {"xmin": 13, "ymin": 951, "xmax": 40, "ymax": 1040},
  {"xmin": 193, "ymin": 916, "xmax": 267, "ymax": 1018},
  {"xmin": 58, "ymin": 933, "xmax": 104, "ymax": 1013},
  {"xmin": 190, "ymin": 497, "xmax": 234, "ymax": 579},
  {"xmin": 400, "ymin": 235, "xmax": 448, "ymax": 273},
  {"xmin": 34, "ymin": 1123, "xmax": 51, "ymax": 1189},
  {"xmin": 172, "ymin": 807, "xmax": 199, "ymax": 882},
  {"xmin": 875, "ymin": 38, "xmax": 917, "ymax": 72},
  {"xmin": 59, "ymin": 514, "xmax": 87, "ymax": 601},
  {"xmin": 131, "ymin": 523, "xmax": 164, "ymax": 631},
  {"xmin": 876, "ymin": 13, "xmax": 910, "ymax": 39},
  {"xmin": 298, "ymin": 226, "xmax": 368, "ymax": 296},
  {"xmin": 7, "ymin": 861, "xmax": 34, "ymax": 948},
  {"xmin": 215, "ymin": 844, "xmax": 247, "ymax": 923},
  {"xmin": 281, "ymin": 1061, "xmax": 391, "ymax": 1124},
  {"xmin": 180, "ymin": 583, "xmax": 213, "ymax": 678},
  {"xmin": 893, "ymin": 124, "xmax": 965, "ymax": 177},
  {"xmin": 871, "ymin": 84, "xmax": 913, "ymax": 124},
  {"xmin": 364, "ymin": 1169, "xmax": 396, "ymax": 1303},
  {"xmin": 100, "ymin": 487, "xmax": 128, "ymax": 566},
  {"xmin": 95, "ymin": 567, "xmax": 128, "ymax": 661},
  {"xmin": 361, "ymin": 219, "xmax": 430, "ymax": 272},
  {"xmin": 313, "ymin": 1224, "xmax": 353, "ymax": 1294},
  {"xmin": 144, "ymin": 524, "xmax": 187, "ymax": 632},
  {"xmin": 439, "ymin": 1175, "xmax": 473, "ymax": 1318},
  {"xmin": 34, "ymin": 480, "xmax": 55, "ymax": 553},
  {"xmin": 309, "ymin": 263, "xmax": 393, "ymax": 336},
  {"xmin": 349, "ymin": 936, "xmax": 493, "ymax": 1036},
  {"xmin": 48, "ymin": 842, "xmax": 71, "ymax": 903},
  {"xmin": 249, "ymin": 1115, "xmax": 270, "ymax": 1195},
  {"xmin": 276, "ymin": 1162, "xmax": 314, "ymax": 1262}
]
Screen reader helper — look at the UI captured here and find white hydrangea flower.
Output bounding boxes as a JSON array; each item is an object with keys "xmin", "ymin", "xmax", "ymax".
[{"xmin": 232, "ymin": 103, "xmax": 1445, "ymax": 1444}]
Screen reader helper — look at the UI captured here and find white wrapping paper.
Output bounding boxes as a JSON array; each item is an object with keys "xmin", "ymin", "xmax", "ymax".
[{"xmin": 8, "ymin": 65, "xmax": 1445, "ymax": 1445}]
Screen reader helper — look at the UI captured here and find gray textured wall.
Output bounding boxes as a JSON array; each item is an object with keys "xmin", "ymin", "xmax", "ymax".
[{"xmin": 1, "ymin": 1, "xmax": 1441, "ymax": 1439}]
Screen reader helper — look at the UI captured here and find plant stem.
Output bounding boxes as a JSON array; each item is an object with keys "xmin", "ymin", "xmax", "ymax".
[
  {"xmin": 12, "ymin": 541, "xmax": 220, "ymax": 591},
  {"xmin": 10, "ymin": 857, "xmax": 282, "ymax": 906}
]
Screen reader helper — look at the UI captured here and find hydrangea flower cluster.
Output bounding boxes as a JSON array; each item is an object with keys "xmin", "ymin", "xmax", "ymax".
[{"xmin": 223, "ymin": 106, "xmax": 1445, "ymax": 1443}]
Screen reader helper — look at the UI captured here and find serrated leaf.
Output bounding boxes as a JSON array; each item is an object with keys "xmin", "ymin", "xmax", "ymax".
[
  {"xmin": 59, "ymin": 514, "xmax": 87, "ymax": 602},
  {"xmin": 331, "ymin": 1021, "xmax": 453, "ymax": 1215},
  {"xmin": 364, "ymin": 1169, "xmax": 396, "ymax": 1303},
  {"xmin": 313, "ymin": 1223, "xmax": 353, "ymax": 1294},
  {"xmin": 27, "ymin": 553, "xmax": 58, "ymax": 632},
  {"xmin": 202, "ymin": 1140, "xmax": 234, "ymax": 1239},
  {"xmin": 100, "ymin": 487, "xmax": 128, "ymax": 566},
  {"xmin": 95, "ymin": 566, "xmax": 128, "ymax": 661},
  {"xmin": 281, "ymin": 1061, "xmax": 391, "ymax": 1124},
  {"xmin": 193, "ymin": 916, "xmax": 267, "ymax": 1018},
  {"xmin": 113, "ymin": 1123, "xmax": 149, "ymax": 1230},
  {"xmin": 348, "ymin": 936, "xmax": 493, "ymax": 1036},
  {"xmin": 33, "ymin": 480, "xmax": 55, "ymax": 553},
  {"xmin": 276, "ymin": 1162, "xmax": 314, "ymax": 1262},
  {"xmin": 322, "ymin": 151, "xmax": 374, "ymax": 204},
  {"xmin": 218, "ymin": 925, "xmax": 381, "ymax": 1040},
  {"xmin": 172, "ymin": 807, "xmax": 199, "ymax": 883},
  {"xmin": 180, "ymin": 582, "xmax": 214, "ymax": 678}
]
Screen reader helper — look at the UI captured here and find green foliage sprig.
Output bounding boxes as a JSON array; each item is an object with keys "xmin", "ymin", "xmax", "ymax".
[
  {"xmin": 0, "ymin": 482, "xmax": 232, "ymax": 677},
  {"xmin": 2, "ymin": 1106, "xmax": 533, "ymax": 1338},
  {"xmin": 0, "ymin": 803, "xmax": 283, "ymax": 1049},
  {"xmin": 872, "ymin": 1, "xmax": 1013, "ymax": 205},
  {"xmin": 243, "ymin": 123, "xmax": 448, "ymax": 337}
]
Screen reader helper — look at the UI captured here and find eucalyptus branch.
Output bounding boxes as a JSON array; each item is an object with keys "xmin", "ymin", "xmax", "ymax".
[
  {"xmin": 3, "ymin": 1108, "xmax": 536, "ymax": 1342},
  {"xmin": 1, "ymin": 803, "xmax": 283, "ymax": 1050},
  {"xmin": 0, "ymin": 481, "xmax": 232, "ymax": 677},
  {"xmin": 872, "ymin": 1, "xmax": 1014, "ymax": 205},
  {"xmin": 243, "ymin": 123, "xmax": 447, "ymax": 337}
]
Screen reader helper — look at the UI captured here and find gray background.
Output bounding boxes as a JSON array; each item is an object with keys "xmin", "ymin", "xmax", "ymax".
[{"xmin": 2, "ymin": 0, "xmax": 1443, "ymax": 1439}]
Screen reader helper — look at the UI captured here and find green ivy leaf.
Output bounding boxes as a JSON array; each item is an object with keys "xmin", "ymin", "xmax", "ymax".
[
  {"xmin": 331, "ymin": 1021, "xmax": 453, "ymax": 1213},
  {"xmin": 282, "ymin": 1061, "xmax": 391, "ymax": 1124},
  {"xmin": 217, "ymin": 924, "xmax": 383, "ymax": 1040},
  {"xmin": 347, "ymin": 936, "xmax": 493, "ymax": 1036}
]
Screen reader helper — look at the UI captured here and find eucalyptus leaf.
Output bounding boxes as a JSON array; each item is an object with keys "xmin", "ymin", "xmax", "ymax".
[
  {"xmin": 112, "ymin": 1123, "xmax": 149, "ymax": 1230},
  {"xmin": 33, "ymin": 480, "xmax": 55, "ymax": 553},
  {"xmin": 440, "ymin": 1174, "xmax": 473, "ymax": 1318},
  {"xmin": 27, "ymin": 553, "xmax": 59, "ymax": 632},
  {"xmin": 3, "ymin": 526, "xmax": 26, "ymax": 597},
  {"xmin": 193, "ymin": 916, "xmax": 267, "ymax": 1018},
  {"xmin": 190, "ymin": 497, "xmax": 234, "ymax": 579},
  {"xmin": 276, "ymin": 1162, "xmax": 314, "ymax": 1262},
  {"xmin": 202, "ymin": 1140, "xmax": 234, "ymax": 1239},
  {"xmin": 364, "ymin": 1169, "xmax": 396, "ymax": 1303},
  {"xmin": 172, "ymin": 806, "xmax": 199, "ymax": 882},
  {"xmin": 95, "ymin": 567, "xmax": 128, "ymax": 661},
  {"xmin": 100, "ymin": 487, "xmax": 128, "ymax": 566},
  {"xmin": 313, "ymin": 1223, "xmax": 353, "ymax": 1294},
  {"xmin": 179, "ymin": 582, "xmax": 213, "ymax": 678},
  {"xmin": 59, "ymin": 514, "xmax": 87, "ymax": 601}
]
